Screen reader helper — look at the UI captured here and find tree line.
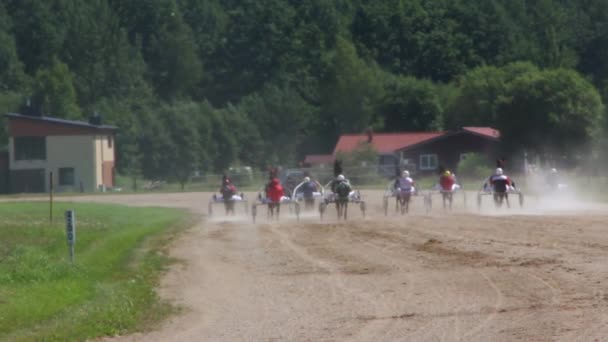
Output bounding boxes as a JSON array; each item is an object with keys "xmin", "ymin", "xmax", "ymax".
[{"xmin": 0, "ymin": 0, "xmax": 607, "ymax": 183}]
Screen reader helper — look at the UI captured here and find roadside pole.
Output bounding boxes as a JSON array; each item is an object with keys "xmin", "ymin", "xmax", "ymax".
[
  {"xmin": 65, "ymin": 210, "xmax": 76, "ymax": 263},
  {"xmin": 49, "ymin": 171, "xmax": 54, "ymax": 223}
]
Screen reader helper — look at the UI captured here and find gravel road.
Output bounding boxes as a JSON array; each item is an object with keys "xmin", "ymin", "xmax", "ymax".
[{"xmin": 64, "ymin": 190, "xmax": 608, "ymax": 341}]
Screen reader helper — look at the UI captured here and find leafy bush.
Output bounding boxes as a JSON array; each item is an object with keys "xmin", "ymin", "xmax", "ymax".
[
  {"xmin": 335, "ymin": 142, "xmax": 384, "ymax": 184},
  {"xmin": 457, "ymin": 153, "xmax": 492, "ymax": 179}
]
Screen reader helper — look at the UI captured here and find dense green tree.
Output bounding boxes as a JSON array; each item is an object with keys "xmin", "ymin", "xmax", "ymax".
[
  {"xmin": 351, "ymin": 0, "xmax": 497, "ymax": 81},
  {"xmin": 379, "ymin": 75, "xmax": 443, "ymax": 131},
  {"xmin": 147, "ymin": 9, "xmax": 202, "ymax": 99},
  {"xmin": 445, "ymin": 62, "xmax": 539, "ymax": 128},
  {"xmin": 238, "ymin": 84, "xmax": 316, "ymax": 165},
  {"xmin": 202, "ymin": 0, "xmax": 299, "ymax": 104},
  {"xmin": 496, "ymin": 68, "xmax": 603, "ymax": 158},
  {"xmin": 0, "ymin": 3, "xmax": 25, "ymax": 91},
  {"xmin": 138, "ymin": 110, "xmax": 176, "ymax": 180},
  {"xmin": 160, "ymin": 103, "xmax": 201, "ymax": 189},
  {"xmin": 576, "ymin": 0, "xmax": 608, "ymax": 91},
  {"xmin": 319, "ymin": 36, "xmax": 383, "ymax": 142},
  {"xmin": 107, "ymin": 0, "xmax": 172, "ymax": 49},
  {"xmin": 5, "ymin": 0, "xmax": 68, "ymax": 73},
  {"xmin": 93, "ymin": 95, "xmax": 155, "ymax": 189},
  {"xmin": 207, "ymin": 107, "xmax": 238, "ymax": 172},
  {"xmin": 31, "ymin": 58, "xmax": 81, "ymax": 119},
  {"xmin": 529, "ymin": 0, "xmax": 578, "ymax": 69},
  {"xmin": 61, "ymin": 0, "xmax": 149, "ymax": 107},
  {"xmin": 219, "ymin": 104, "xmax": 265, "ymax": 169},
  {"xmin": 1, "ymin": 0, "xmax": 608, "ymax": 178}
]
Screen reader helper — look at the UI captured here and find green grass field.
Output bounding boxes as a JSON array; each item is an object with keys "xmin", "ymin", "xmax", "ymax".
[{"xmin": 0, "ymin": 202, "xmax": 192, "ymax": 341}]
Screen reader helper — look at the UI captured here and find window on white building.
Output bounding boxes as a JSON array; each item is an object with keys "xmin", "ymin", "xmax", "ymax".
[
  {"xmin": 419, "ymin": 154, "xmax": 438, "ymax": 170},
  {"xmin": 14, "ymin": 136, "xmax": 46, "ymax": 160},
  {"xmin": 59, "ymin": 167, "xmax": 75, "ymax": 186}
]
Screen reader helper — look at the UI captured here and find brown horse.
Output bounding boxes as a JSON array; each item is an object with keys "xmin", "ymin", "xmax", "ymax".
[
  {"xmin": 396, "ymin": 191, "xmax": 412, "ymax": 214},
  {"xmin": 336, "ymin": 199, "xmax": 348, "ymax": 220},
  {"xmin": 221, "ymin": 190, "xmax": 236, "ymax": 215},
  {"xmin": 267, "ymin": 202, "xmax": 281, "ymax": 220},
  {"xmin": 493, "ymin": 192, "xmax": 510, "ymax": 208},
  {"xmin": 441, "ymin": 191, "xmax": 453, "ymax": 210}
]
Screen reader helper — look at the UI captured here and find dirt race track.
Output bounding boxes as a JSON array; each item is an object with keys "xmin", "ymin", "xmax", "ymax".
[{"xmin": 67, "ymin": 190, "xmax": 608, "ymax": 341}]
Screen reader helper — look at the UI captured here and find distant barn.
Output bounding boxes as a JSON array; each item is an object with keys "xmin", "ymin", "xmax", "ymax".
[{"xmin": 304, "ymin": 127, "xmax": 500, "ymax": 176}]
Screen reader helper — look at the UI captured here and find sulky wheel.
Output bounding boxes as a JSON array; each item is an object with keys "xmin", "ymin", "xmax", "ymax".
[
  {"xmin": 424, "ymin": 194, "xmax": 432, "ymax": 213},
  {"xmin": 383, "ymin": 197, "xmax": 388, "ymax": 216},
  {"xmin": 295, "ymin": 203, "xmax": 301, "ymax": 221},
  {"xmin": 319, "ymin": 202, "xmax": 327, "ymax": 221},
  {"xmin": 518, "ymin": 193, "xmax": 524, "ymax": 208},
  {"xmin": 252, "ymin": 205, "xmax": 257, "ymax": 223},
  {"xmin": 360, "ymin": 201, "xmax": 366, "ymax": 218}
]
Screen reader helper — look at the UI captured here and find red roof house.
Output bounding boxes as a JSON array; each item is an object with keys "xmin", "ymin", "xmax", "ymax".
[
  {"xmin": 303, "ymin": 154, "xmax": 334, "ymax": 167},
  {"xmin": 304, "ymin": 127, "xmax": 500, "ymax": 174},
  {"xmin": 332, "ymin": 132, "xmax": 445, "ymax": 155},
  {"xmin": 462, "ymin": 127, "xmax": 501, "ymax": 139}
]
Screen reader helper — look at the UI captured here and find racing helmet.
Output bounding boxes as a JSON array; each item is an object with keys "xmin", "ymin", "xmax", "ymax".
[
  {"xmin": 304, "ymin": 176, "xmax": 311, "ymax": 182},
  {"xmin": 336, "ymin": 174, "xmax": 345, "ymax": 181},
  {"xmin": 402, "ymin": 170, "xmax": 410, "ymax": 177},
  {"xmin": 496, "ymin": 167, "xmax": 503, "ymax": 175},
  {"xmin": 443, "ymin": 170, "xmax": 451, "ymax": 176}
]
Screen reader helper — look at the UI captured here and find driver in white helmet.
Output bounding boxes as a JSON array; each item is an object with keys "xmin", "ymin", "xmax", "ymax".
[
  {"xmin": 489, "ymin": 167, "xmax": 514, "ymax": 193},
  {"xmin": 331, "ymin": 174, "xmax": 347, "ymax": 192},
  {"xmin": 299, "ymin": 176, "xmax": 319, "ymax": 209},
  {"xmin": 394, "ymin": 170, "xmax": 416, "ymax": 195},
  {"xmin": 331, "ymin": 174, "xmax": 352, "ymax": 202}
]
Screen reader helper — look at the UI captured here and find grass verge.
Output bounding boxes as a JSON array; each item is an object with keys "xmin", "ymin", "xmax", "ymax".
[{"xmin": 0, "ymin": 202, "xmax": 193, "ymax": 341}]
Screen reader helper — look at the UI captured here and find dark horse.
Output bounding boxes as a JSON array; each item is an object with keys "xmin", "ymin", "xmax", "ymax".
[
  {"xmin": 267, "ymin": 202, "xmax": 280, "ymax": 220},
  {"xmin": 441, "ymin": 191, "xmax": 453, "ymax": 210},
  {"xmin": 493, "ymin": 158, "xmax": 510, "ymax": 208},
  {"xmin": 396, "ymin": 190, "xmax": 412, "ymax": 214},
  {"xmin": 222, "ymin": 192, "xmax": 236, "ymax": 215},
  {"xmin": 493, "ymin": 191, "xmax": 510, "ymax": 208},
  {"xmin": 220, "ymin": 176, "xmax": 236, "ymax": 215},
  {"xmin": 333, "ymin": 160, "xmax": 349, "ymax": 220},
  {"xmin": 265, "ymin": 168, "xmax": 283, "ymax": 221},
  {"xmin": 336, "ymin": 198, "xmax": 348, "ymax": 220}
]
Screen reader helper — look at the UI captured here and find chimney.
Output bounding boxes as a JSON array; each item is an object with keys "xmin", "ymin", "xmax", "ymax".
[
  {"xmin": 22, "ymin": 97, "xmax": 41, "ymax": 117},
  {"xmin": 366, "ymin": 128, "xmax": 373, "ymax": 143},
  {"xmin": 89, "ymin": 111, "xmax": 102, "ymax": 125}
]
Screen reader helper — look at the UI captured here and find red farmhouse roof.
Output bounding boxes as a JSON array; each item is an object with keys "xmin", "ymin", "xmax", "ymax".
[
  {"xmin": 463, "ymin": 127, "xmax": 500, "ymax": 139},
  {"xmin": 333, "ymin": 127, "xmax": 500, "ymax": 155},
  {"xmin": 304, "ymin": 154, "xmax": 334, "ymax": 164},
  {"xmin": 333, "ymin": 132, "xmax": 445, "ymax": 155}
]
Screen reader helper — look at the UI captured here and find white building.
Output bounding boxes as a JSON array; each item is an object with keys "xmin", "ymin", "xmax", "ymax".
[{"xmin": 6, "ymin": 113, "xmax": 117, "ymax": 193}]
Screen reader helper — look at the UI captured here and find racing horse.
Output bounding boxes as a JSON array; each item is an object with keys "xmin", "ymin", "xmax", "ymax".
[
  {"xmin": 493, "ymin": 191, "xmax": 510, "ymax": 208},
  {"xmin": 336, "ymin": 186, "xmax": 350, "ymax": 221},
  {"xmin": 220, "ymin": 191, "xmax": 237, "ymax": 215},
  {"xmin": 220, "ymin": 175, "xmax": 237, "ymax": 215},
  {"xmin": 332, "ymin": 160, "xmax": 351, "ymax": 220},
  {"xmin": 265, "ymin": 168, "xmax": 284, "ymax": 220},
  {"xmin": 396, "ymin": 190, "xmax": 412, "ymax": 214}
]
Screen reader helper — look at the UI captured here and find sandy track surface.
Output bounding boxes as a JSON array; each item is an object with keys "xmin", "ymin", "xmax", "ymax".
[{"xmin": 49, "ymin": 191, "xmax": 608, "ymax": 341}]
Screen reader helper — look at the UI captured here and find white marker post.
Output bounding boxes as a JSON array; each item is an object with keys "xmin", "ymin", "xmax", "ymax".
[{"xmin": 65, "ymin": 210, "xmax": 76, "ymax": 263}]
